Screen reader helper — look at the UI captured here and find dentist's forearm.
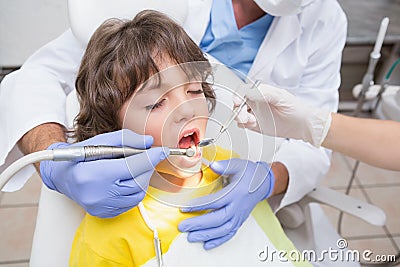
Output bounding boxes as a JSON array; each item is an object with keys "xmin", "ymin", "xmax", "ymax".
[
  {"xmin": 322, "ymin": 113, "xmax": 400, "ymax": 171},
  {"xmin": 17, "ymin": 123, "xmax": 67, "ymax": 172}
]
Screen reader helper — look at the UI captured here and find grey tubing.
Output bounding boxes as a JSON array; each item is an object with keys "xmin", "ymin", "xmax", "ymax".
[
  {"xmin": 0, "ymin": 150, "xmax": 53, "ymax": 192},
  {"xmin": 0, "ymin": 146, "xmax": 194, "ymax": 193}
]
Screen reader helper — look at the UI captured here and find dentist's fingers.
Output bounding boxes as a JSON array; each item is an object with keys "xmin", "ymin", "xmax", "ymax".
[
  {"xmin": 79, "ymin": 129, "xmax": 154, "ymax": 149},
  {"xmin": 105, "ymin": 194, "xmax": 146, "ymax": 208},
  {"xmin": 236, "ymin": 112, "xmax": 258, "ymax": 129},
  {"xmin": 180, "ymin": 160, "xmax": 245, "ymax": 212},
  {"xmin": 233, "ymin": 94, "xmax": 259, "ymax": 129},
  {"xmin": 124, "ymin": 147, "xmax": 169, "ymax": 178},
  {"xmin": 232, "ymin": 95, "xmax": 243, "ymax": 107},
  {"xmin": 179, "ymin": 205, "xmax": 233, "ymax": 232},
  {"xmin": 245, "ymin": 83, "xmax": 290, "ymax": 105},
  {"xmin": 78, "ymin": 146, "xmax": 166, "ymax": 180},
  {"xmin": 179, "ymin": 187, "xmax": 230, "ymax": 212},
  {"xmin": 120, "ymin": 129, "xmax": 154, "ymax": 148},
  {"xmin": 209, "ymin": 159, "xmax": 244, "ymax": 176},
  {"xmin": 90, "ymin": 205, "xmax": 135, "ymax": 218},
  {"xmin": 185, "ymin": 216, "xmax": 236, "ymax": 242},
  {"xmin": 203, "ymin": 231, "xmax": 237, "ymax": 250},
  {"xmin": 233, "ymin": 95, "xmax": 250, "ymax": 123},
  {"xmin": 236, "ymin": 103, "xmax": 251, "ymax": 124},
  {"xmin": 115, "ymin": 173, "xmax": 152, "ymax": 195}
]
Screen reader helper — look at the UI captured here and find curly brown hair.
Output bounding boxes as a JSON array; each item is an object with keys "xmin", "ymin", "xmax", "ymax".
[{"xmin": 74, "ymin": 10, "xmax": 215, "ymax": 142}]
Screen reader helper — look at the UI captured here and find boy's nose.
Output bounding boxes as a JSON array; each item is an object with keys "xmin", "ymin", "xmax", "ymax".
[{"xmin": 174, "ymin": 98, "xmax": 196, "ymax": 123}]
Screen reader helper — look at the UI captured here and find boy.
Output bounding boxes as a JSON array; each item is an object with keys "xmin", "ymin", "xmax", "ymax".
[{"xmin": 70, "ymin": 10, "xmax": 310, "ymax": 267}]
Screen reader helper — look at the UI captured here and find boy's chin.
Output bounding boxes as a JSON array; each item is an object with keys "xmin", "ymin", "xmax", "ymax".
[
  {"xmin": 156, "ymin": 158, "xmax": 203, "ymax": 178},
  {"xmin": 177, "ymin": 160, "xmax": 203, "ymax": 177}
]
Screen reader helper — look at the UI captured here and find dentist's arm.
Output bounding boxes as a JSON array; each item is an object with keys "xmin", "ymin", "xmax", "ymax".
[
  {"xmin": 0, "ymin": 30, "xmax": 82, "ymax": 176},
  {"xmin": 237, "ymin": 85, "xmax": 400, "ymax": 171},
  {"xmin": 18, "ymin": 123, "xmax": 66, "ymax": 172}
]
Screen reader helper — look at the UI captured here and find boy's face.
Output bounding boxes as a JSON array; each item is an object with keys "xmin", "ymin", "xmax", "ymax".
[{"xmin": 119, "ymin": 60, "xmax": 209, "ymax": 178}]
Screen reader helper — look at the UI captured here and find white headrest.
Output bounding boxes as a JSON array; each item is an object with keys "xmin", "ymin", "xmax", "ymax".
[{"xmin": 68, "ymin": 0, "xmax": 188, "ymax": 46}]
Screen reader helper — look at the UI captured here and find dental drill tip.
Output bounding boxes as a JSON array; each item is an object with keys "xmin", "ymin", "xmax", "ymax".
[{"xmin": 168, "ymin": 148, "xmax": 196, "ymax": 157}]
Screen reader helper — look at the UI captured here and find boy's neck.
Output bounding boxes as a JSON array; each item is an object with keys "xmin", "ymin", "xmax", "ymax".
[{"xmin": 150, "ymin": 171, "xmax": 203, "ymax": 193}]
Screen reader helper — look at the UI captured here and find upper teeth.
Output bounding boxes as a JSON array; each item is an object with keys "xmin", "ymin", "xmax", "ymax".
[{"xmin": 184, "ymin": 132, "xmax": 193, "ymax": 137}]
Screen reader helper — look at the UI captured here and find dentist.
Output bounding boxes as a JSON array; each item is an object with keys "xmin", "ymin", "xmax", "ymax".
[{"xmin": 0, "ymin": 0, "xmax": 347, "ymax": 252}]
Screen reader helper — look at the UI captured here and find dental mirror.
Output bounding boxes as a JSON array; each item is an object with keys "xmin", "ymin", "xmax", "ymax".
[{"xmin": 197, "ymin": 137, "xmax": 215, "ymax": 147}]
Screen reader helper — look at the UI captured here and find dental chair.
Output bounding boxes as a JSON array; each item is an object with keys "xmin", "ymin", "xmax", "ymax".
[{"xmin": 20, "ymin": 0, "xmax": 387, "ymax": 265}]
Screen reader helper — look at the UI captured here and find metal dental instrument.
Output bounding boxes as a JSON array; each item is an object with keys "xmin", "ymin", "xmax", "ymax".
[
  {"xmin": 52, "ymin": 145, "xmax": 195, "ymax": 162},
  {"xmin": 0, "ymin": 146, "xmax": 195, "ymax": 191},
  {"xmin": 198, "ymin": 80, "xmax": 261, "ymax": 147}
]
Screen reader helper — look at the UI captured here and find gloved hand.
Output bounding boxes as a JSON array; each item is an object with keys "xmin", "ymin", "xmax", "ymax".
[
  {"xmin": 40, "ymin": 129, "xmax": 168, "ymax": 218},
  {"xmin": 178, "ymin": 158, "xmax": 275, "ymax": 249},
  {"xmin": 234, "ymin": 83, "xmax": 332, "ymax": 147}
]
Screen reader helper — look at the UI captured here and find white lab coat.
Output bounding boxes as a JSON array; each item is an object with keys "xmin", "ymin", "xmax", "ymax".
[
  {"xmin": 0, "ymin": 0, "xmax": 347, "ymax": 210},
  {"xmin": 183, "ymin": 0, "xmax": 347, "ymax": 211}
]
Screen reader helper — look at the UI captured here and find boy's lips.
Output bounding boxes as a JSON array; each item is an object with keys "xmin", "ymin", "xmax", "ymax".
[{"xmin": 178, "ymin": 128, "xmax": 200, "ymax": 149}]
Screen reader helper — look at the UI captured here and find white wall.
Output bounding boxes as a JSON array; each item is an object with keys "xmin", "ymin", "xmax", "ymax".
[{"xmin": 0, "ymin": 0, "xmax": 69, "ymax": 66}]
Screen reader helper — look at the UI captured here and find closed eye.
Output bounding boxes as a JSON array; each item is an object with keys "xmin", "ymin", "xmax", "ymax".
[{"xmin": 145, "ymin": 99, "xmax": 166, "ymax": 110}]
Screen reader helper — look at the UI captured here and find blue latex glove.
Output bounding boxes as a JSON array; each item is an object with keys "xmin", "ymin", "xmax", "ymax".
[
  {"xmin": 178, "ymin": 158, "xmax": 275, "ymax": 249},
  {"xmin": 40, "ymin": 129, "xmax": 168, "ymax": 218}
]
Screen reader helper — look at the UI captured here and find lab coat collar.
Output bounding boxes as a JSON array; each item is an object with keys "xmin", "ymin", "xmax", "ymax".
[
  {"xmin": 248, "ymin": 14, "xmax": 302, "ymax": 80},
  {"xmin": 184, "ymin": 0, "xmax": 213, "ymax": 45},
  {"xmin": 183, "ymin": 0, "xmax": 302, "ymax": 82}
]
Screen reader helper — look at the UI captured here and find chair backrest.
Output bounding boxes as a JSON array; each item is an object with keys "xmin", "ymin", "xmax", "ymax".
[
  {"xmin": 30, "ymin": 186, "xmax": 84, "ymax": 266},
  {"xmin": 68, "ymin": 0, "xmax": 188, "ymax": 46}
]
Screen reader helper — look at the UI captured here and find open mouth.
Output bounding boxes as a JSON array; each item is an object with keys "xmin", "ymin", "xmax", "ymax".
[{"xmin": 178, "ymin": 128, "xmax": 200, "ymax": 149}]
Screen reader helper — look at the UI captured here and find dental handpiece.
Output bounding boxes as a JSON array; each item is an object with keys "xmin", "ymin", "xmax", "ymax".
[
  {"xmin": 0, "ymin": 146, "xmax": 195, "ymax": 192},
  {"xmin": 52, "ymin": 146, "xmax": 195, "ymax": 162}
]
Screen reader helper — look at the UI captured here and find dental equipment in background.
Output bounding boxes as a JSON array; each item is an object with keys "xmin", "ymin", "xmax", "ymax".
[
  {"xmin": 353, "ymin": 17, "xmax": 389, "ymax": 116},
  {"xmin": 198, "ymin": 80, "xmax": 262, "ymax": 147},
  {"xmin": 0, "ymin": 146, "xmax": 195, "ymax": 191}
]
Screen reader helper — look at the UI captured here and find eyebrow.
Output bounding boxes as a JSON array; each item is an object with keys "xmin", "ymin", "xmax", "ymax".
[
  {"xmin": 137, "ymin": 63, "xmax": 207, "ymax": 94},
  {"xmin": 137, "ymin": 75, "xmax": 194, "ymax": 94}
]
